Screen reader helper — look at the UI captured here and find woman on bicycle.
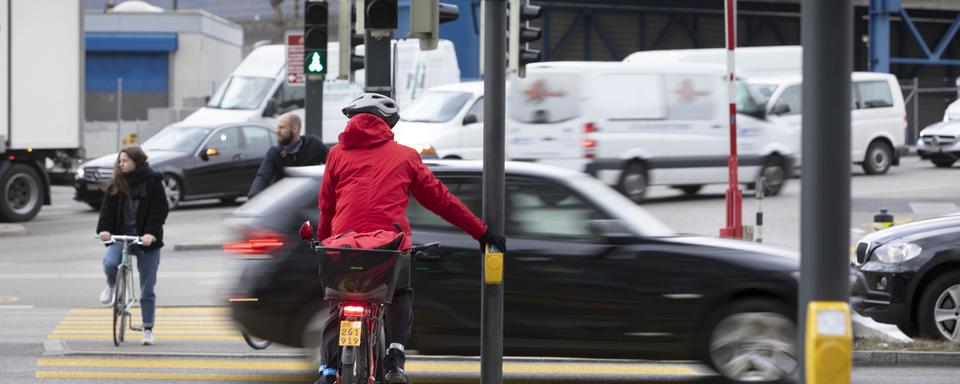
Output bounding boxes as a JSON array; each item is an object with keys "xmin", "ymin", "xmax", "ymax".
[{"xmin": 96, "ymin": 145, "xmax": 169, "ymax": 345}]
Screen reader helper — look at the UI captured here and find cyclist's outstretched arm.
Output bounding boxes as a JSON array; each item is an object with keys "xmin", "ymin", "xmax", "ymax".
[
  {"xmin": 248, "ymin": 147, "xmax": 281, "ymax": 198},
  {"xmin": 409, "ymin": 155, "xmax": 486, "ymax": 240},
  {"xmin": 317, "ymin": 149, "xmax": 339, "ymax": 241}
]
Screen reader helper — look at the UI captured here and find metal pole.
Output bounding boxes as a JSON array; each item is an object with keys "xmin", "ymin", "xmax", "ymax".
[
  {"xmin": 720, "ymin": 0, "xmax": 743, "ymax": 239},
  {"xmin": 364, "ymin": 31, "xmax": 394, "ymax": 98},
  {"xmin": 800, "ymin": 0, "xmax": 853, "ymax": 382},
  {"xmin": 756, "ymin": 177, "xmax": 764, "ymax": 244},
  {"xmin": 305, "ymin": 72, "xmax": 324, "ymax": 139},
  {"xmin": 116, "ymin": 78, "xmax": 123, "ymax": 150},
  {"xmin": 913, "ymin": 77, "xmax": 919, "ymax": 143},
  {"xmin": 482, "ymin": 1, "xmax": 506, "ymax": 383}
]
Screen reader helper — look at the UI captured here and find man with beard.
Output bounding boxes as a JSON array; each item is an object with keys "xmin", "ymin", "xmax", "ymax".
[{"xmin": 248, "ymin": 112, "xmax": 329, "ymax": 198}]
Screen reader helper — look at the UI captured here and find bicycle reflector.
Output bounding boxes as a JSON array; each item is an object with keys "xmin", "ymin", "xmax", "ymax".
[
  {"xmin": 342, "ymin": 305, "xmax": 365, "ymax": 317},
  {"xmin": 223, "ymin": 231, "xmax": 285, "ymax": 255}
]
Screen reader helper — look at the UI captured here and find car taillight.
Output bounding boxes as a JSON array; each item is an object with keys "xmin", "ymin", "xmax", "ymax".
[
  {"xmin": 583, "ymin": 123, "xmax": 597, "ymax": 159},
  {"xmin": 342, "ymin": 304, "xmax": 365, "ymax": 317},
  {"xmin": 223, "ymin": 231, "xmax": 285, "ymax": 255},
  {"xmin": 584, "ymin": 123, "xmax": 597, "ymax": 133}
]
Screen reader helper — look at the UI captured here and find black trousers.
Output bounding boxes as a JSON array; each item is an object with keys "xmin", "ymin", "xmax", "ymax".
[{"xmin": 321, "ymin": 257, "xmax": 412, "ymax": 368}]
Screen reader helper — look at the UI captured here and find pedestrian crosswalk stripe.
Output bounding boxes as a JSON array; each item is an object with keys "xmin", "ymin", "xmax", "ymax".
[
  {"xmin": 37, "ymin": 358, "xmax": 311, "ymax": 370},
  {"xmin": 47, "ymin": 334, "xmax": 244, "ymax": 341},
  {"xmin": 51, "ymin": 329, "xmax": 241, "ymax": 335},
  {"xmin": 35, "ymin": 371, "xmax": 313, "ymax": 382}
]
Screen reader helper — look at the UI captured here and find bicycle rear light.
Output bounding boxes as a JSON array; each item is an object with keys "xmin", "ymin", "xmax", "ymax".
[{"xmin": 342, "ymin": 304, "xmax": 366, "ymax": 317}]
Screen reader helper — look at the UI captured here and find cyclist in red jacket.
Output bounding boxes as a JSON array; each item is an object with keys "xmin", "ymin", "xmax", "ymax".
[{"xmin": 316, "ymin": 93, "xmax": 505, "ymax": 384}]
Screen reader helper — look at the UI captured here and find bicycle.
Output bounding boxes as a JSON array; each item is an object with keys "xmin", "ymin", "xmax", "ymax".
[
  {"xmin": 299, "ymin": 221, "xmax": 438, "ymax": 384},
  {"xmin": 98, "ymin": 235, "xmax": 144, "ymax": 347}
]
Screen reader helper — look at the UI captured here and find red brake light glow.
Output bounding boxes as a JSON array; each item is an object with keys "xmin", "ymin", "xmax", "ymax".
[
  {"xmin": 342, "ymin": 305, "xmax": 365, "ymax": 317},
  {"xmin": 223, "ymin": 232, "xmax": 285, "ymax": 255},
  {"xmin": 584, "ymin": 123, "xmax": 597, "ymax": 133}
]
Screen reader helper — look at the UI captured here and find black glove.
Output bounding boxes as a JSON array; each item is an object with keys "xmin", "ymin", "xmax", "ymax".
[{"xmin": 479, "ymin": 229, "xmax": 506, "ymax": 254}]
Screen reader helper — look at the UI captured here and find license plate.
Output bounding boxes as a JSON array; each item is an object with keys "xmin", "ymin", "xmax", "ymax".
[{"xmin": 338, "ymin": 320, "xmax": 362, "ymax": 346}]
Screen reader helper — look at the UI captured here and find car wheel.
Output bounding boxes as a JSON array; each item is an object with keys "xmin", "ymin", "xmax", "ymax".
[
  {"xmin": 756, "ymin": 156, "xmax": 787, "ymax": 196},
  {"xmin": 673, "ymin": 185, "xmax": 703, "ymax": 196},
  {"xmin": 862, "ymin": 141, "xmax": 892, "ymax": 175},
  {"xmin": 162, "ymin": 174, "xmax": 182, "ymax": 210},
  {"xmin": 618, "ymin": 162, "xmax": 647, "ymax": 203},
  {"xmin": 0, "ymin": 164, "xmax": 43, "ymax": 222},
  {"xmin": 931, "ymin": 158, "xmax": 956, "ymax": 168},
  {"xmin": 704, "ymin": 299, "xmax": 798, "ymax": 383},
  {"xmin": 918, "ymin": 271, "xmax": 960, "ymax": 342}
]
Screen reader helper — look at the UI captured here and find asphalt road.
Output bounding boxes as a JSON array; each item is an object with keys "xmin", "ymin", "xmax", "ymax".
[{"xmin": 2, "ymin": 156, "xmax": 960, "ymax": 383}]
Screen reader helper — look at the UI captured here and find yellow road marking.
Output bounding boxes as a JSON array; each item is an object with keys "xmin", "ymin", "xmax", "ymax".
[
  {"xmin": 36, "ymin": 358, "xmax": 701, "ymax": 376},
  {"xmin": 35, "ymin": 371, "xmax": 312, "ymax": 382},
  {"xmin": 58, "ymin": 320, "xmax": 234, "ymax": 325},
  {"xmin": 69, "ymin": 307, "xmax": 229, "ymax": 314},
  {"xmin": 55, "ymin": 325, "xmax": 237, "ymax": 330},
  {"xmin": 37, "ymin": 358, "xmax": 310, "ymax": 370},
  {"xmin": 47, "ymin": 334, "xmax": 243, "ymax": 341},
  {"xmin": 61, "ymin": 316, "xmax": 232, "ymax": 321}
]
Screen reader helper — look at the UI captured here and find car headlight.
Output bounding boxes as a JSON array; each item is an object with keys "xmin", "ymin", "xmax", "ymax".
[
  {"xmin": 75, "ymin": 167, "xmax": 84, "ymax": 179},
  {"xmin": 873, "ymin": 242, "xmax": 922, "ymax": 264},
  {"xmin": 418, "ymin": 144, "xmax": 437, "ymax": 157}
]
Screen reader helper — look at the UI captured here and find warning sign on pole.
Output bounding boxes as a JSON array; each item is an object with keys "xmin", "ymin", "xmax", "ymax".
[{"xmin": 286, "ymin": 32, "xmax": 305, "ymax": 86}]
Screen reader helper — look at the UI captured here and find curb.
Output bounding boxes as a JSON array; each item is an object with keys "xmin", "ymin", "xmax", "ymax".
[
  {"xmin": 173, "ymin": 243, "xmax": 223, "ymax": 251},
  {"xmin": 853, "ymin": 350, "xmax": 960, "ymax": 366}
]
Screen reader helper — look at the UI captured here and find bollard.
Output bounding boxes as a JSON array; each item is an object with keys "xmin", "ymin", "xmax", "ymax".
[{"xmin": 873, "ymin": 208, "xmax": 894, "ymax": 231}]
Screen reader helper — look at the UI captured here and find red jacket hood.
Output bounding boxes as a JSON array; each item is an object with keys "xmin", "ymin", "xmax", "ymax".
[{"xmin": 339, "ymin": 114, "xmax": 394, "ymax": 148}]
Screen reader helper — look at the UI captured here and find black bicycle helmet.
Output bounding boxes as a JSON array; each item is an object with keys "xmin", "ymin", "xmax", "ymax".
[{"xmin": 341, "ymin": 93, "xmax": 400, "ymax": 128}]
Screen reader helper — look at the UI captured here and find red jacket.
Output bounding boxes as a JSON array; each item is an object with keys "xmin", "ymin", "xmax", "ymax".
[{"xmin": 318, "ymin": 113, "xmax": 487, "ymax": 248}]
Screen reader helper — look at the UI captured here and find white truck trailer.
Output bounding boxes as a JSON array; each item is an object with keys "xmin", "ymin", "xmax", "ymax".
[{"xmin": 0, "ymin": 0, "xmax": 83, "ymax": 221}]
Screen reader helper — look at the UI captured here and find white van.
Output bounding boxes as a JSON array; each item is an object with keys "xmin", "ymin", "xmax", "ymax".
[
  {"xmin": 183, "ymin": 39, "xmax": 460, "ymax": 144},
  {"xmin": 749, "ymin": 72, "xmax": 908, "ymax": 174},
  {"xmin": 507, "ymin": 61, "xmax": 796, "ymax": 202},
  {"xmin": 624, "ymin": 46, "xmax": 802, "ymax": 77},
  {"xmin": 392, "ymin": 81, "xmax": 485, "ymax": 159},
  {"xmin": 945, "ymin": 100, "xmax": 960, "ymax": 122}
]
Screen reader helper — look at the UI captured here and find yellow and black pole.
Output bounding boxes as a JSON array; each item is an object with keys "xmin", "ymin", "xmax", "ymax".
[
  {"xmin": 481, "ymin": 1, "xmax": 507, "ymax": 383},
  {"xmin": 800, "ymin": 0, "xmax": 853, "ymax": 382}
]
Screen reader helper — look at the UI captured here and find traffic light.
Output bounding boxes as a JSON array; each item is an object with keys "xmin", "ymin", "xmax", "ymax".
[
  {"xmin": 338, "ymin": 0, "xmax": 365, "ymax": 80},
  {"xmin": 410, "ymin": 1, "xmax": 460, "ymax": 51},
  {"xmin": 304, "ymin": 1, "xmax": 328, "ymax": 77},
  {"xmin": 365, "ymin": 0, "xmax": 397, "ymax": 30},
  {"xmin": 508, "ymin": 0, "xmax": 542, "ymax": 77}
]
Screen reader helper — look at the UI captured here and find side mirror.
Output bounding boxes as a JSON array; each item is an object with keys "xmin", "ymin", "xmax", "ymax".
[
  {"xmin": 769, "ymin": 103, "xmax": 790, "ymax": 116},
  {"xmin": 589, "ymin": 219, "xmax": 633, "ymax": 240},
  {"xmin": 298, "ymin": 221, "xmax": 315, "ymax": 243},
  {"xmin": 263, "ymin": 100, "xmax": 278, "ymax": 117},
  {"xmin": 462, "ymin": 114, "xmax": 479, "ymax": 125},
  {"xmin": 201, "ymin": 147, "xmax": 220, "ymax": 160}
]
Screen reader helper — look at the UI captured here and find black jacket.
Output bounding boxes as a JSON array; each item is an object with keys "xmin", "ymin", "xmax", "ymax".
[
  {"xmin": 248, "ymin": 134, "xmax": 328, "ymax": 197},
  {"xmin": 96, "ymin": 173, "xmax": 169, "ymax": 251}
]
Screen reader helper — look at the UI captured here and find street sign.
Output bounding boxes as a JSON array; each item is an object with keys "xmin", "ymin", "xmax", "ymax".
[{"xmin": 286, "ymin": 32, "xmax": 305, "ymax": 86}]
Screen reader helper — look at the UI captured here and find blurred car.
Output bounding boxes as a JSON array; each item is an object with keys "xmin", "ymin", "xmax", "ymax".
[
  {"xmin": 226, "ymin": 161, "xmax": 800, "ymax": 383},
  {"xmin": 916, "ymin": 120, "xmax": 960, "ymax": 168},
  {"xmin": 74, "ymin": 121, "xmax": 275, "ymax": 210},
  {"xmin": 852, "ymin": 214, "xmax": 960, "ymax": 341},
  {"xmin": 393, "ymin": 81, "xmax": 485, "ymax": 160}
]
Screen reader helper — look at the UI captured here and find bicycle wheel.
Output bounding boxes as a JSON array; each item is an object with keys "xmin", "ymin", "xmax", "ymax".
[
  {"xmin": 340, "ymin": 343, "xmax": 367, "ymax": 384},
  {"xmin": 112, "ymin": 266, "xmax": 127, "ymax": 346},
  {"xmin": 242, "ymin": 332, "xmax": 272, "ymax": 350}
]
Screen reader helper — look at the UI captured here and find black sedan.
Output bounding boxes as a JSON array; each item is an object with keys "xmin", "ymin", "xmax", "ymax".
[
  {"xmin": 75, "ymin": 122, "xmax": 275, "ymax": 210},
  {"xmin": 852, "ymin": 214, "xmax": 960, "ymax": 341},
  {"xmin": 225, "ymin": 161, "xmax": 800, "ymax": 383}
]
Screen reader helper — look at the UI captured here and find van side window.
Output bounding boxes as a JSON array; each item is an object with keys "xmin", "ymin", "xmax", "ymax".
[
  {"xmin": 856, "ymin": 81, "xmax": 893, "ymax": 109},
  {"xmin": 269, "ymin": 82, "xmax": 306, "ymax": 115},
  {"xmin": 772, "ymin": 86, "xmax": 802, "ymax": 116},
  {"xmin": 665, "ymin": 75, "xmax": 716, "ymax": 120},
  {"xmin": 465, "ymin": 97, "xmax": 484, "ymax": 123}
]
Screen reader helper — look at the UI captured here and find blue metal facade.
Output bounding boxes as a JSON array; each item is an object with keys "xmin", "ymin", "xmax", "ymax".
[
  {"xmin": 396, "ymin": 0, "xmax": 482, "ymax": 80},
  {"xmin": 84, "ymin": 33, "xmax": 177, "ymax": 93}
]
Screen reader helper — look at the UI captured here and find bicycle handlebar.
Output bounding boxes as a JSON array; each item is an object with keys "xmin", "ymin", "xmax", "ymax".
[{"xmin": 95, "ymin": 235, "xmax": 143, "ymax": 245}]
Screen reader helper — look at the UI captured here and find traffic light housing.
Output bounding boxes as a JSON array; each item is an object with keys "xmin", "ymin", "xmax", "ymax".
[
  {"xmin": 304, "ymin": 1, "xmax": 328, "ymax": 77},
  {"xmin": 365, "ymin": 0, "xmax": 397, "ymax": 30},
  {"xmin": 410, "ymin": 1, "xmax": 460, "ymax": 51},
  {"xmin": 508, "ymin": 0, "xmax": 542, "ymax": 77},
  {"xmin": 339, "ymin": 0, "xmax": 365, "ymax": 80}
]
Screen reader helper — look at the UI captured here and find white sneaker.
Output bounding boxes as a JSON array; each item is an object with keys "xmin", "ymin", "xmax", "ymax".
[
  {"xmin": 142, "ymin": 330, "xmax": 154, "ymax": 345},
  {"xmin": 99, "ymin": 285, "xmax": 114, "ymax": 304}
]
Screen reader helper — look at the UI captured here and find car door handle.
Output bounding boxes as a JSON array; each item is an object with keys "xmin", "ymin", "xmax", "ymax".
[
  {"xmin": 711, "ymin": 124, "xmax": 723, "ymax": 129},
  {"xmin": 542, "ymin": 137, "xmax": 556, "ymax": 142}
]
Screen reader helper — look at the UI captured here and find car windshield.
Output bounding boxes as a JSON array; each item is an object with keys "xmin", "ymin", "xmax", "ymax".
[
  {"xmin": 748, "ymin": 83, "xmax": 778, "ymax": 105},
  {"xmin": 141, "ymin": 126, "xmax": 214, "ymax": 152},
  {"xmin": 735, "ymin": 79, "xmax": 767, "ymax": 117},
  {"xmin": 399, "ymin": 91, "xmax": 473, "ymax": 123},
  {"xmin": 206, "ymin": 76, "xmax": 275, "ymax": 110}
]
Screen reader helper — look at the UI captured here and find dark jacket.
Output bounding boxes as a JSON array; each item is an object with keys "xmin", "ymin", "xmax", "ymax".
[
  {"xmin": 318, "ymin": 113, "xmax": 486, "ymax": 249},
  {"xmin": 248, "ymin": 134, "xmax": 328, "ymax": 198},
  {"xmin": 96, "ymin": 172, "xmax": 169, "ymax": 251}
]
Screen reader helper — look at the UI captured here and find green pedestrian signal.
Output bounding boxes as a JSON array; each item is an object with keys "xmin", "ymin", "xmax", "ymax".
[{"xmin": 305, "ymin": 50, "xmax": 327, "ymax": 75}]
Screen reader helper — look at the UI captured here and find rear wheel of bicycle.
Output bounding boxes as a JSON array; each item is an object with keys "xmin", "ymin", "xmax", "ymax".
[
  {"xmin": 242, "ymin": 332, "xmax": 272, "ymax": 350},
  {"xmin": 112, "ymin": 267, "xmax": 127, "ymax": 346},
  {"xmin": 340, "ymin": 343, "xmax": 368, "ymax": 384}
]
